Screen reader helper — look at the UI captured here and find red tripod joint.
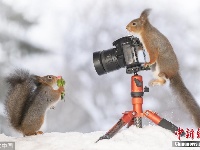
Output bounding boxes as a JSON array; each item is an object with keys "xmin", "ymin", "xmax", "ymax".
[
  {"xmin": 144, "ymin": 110, "xmax": 162, "ymax": 124},
  {"xmin": 132, "ymin": 97, "xmax": 143, "ymax": 117},
  {"xmin": 122, "ymin": 111, "xmax": 134, "ymax": 123}
]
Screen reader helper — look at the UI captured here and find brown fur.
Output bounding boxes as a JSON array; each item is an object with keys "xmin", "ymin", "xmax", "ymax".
[
  {"xmin": 126, "ymin": 9, "xmax": 200, "ymax": 127},
  {"xmin": 170, "ymin": 73, "xmax": 200, "ymax": 127},
  {"xmin": 5, "ymin": 70, "xmax": 65, "ymax": 136}
]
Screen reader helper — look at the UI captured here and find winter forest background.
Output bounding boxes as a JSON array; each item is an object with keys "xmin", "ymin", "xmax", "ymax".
[{"xmin": 0, "ymin": 0, "xmax": 200, "ymax": 136}]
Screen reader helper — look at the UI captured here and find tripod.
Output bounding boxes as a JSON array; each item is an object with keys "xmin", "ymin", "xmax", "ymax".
[{"xmin": 96, "ymin": 72, "xmax": 185, "ymax": 142}]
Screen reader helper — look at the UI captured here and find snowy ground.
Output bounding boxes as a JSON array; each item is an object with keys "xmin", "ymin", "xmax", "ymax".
[{"xmin": 0, "ymin": 126, "xmax": 197, "ymax": 150}]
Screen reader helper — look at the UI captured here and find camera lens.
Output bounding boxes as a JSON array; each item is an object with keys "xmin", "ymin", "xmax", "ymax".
[
  {"xmin": 93, "ymin": 36, "xmax": 145, "ymax": 75},
  {"xmin": 93, "ymin": 48, "xmax": 125, "ymax": 75},
  {"xmin": 93, "ymin": 51, "xmax": 106, "ymax": 75}
]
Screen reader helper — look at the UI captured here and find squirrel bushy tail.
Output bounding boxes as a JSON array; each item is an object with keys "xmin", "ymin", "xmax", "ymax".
[
  {"xmin": 170, "ymin": 72, "xmax": 200, "ymax": 127},
  {"xmin": 5, "ymin": 69, "xmax": 36, "ymax": 132}
]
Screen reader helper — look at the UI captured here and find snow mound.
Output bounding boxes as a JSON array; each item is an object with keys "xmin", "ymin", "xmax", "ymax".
[{"xmin": 0, "ymin": 126, "xmax": 188, "ymax": 150}]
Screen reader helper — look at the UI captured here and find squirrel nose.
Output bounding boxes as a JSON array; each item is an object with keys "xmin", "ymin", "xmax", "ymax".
[{"xmin": 57, "ymin": 76, "xmax": 62, "ymax": 79}]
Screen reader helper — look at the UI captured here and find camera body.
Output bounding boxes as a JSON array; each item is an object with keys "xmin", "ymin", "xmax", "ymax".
[{"xmin": 93, "ymin": 36, "xmax": 149, "ymax": 75}]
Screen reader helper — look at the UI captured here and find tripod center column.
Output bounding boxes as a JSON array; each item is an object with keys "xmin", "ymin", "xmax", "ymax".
[{"xmin": 131, "ymin": 75, "xmax": 144, "ymax": 128}]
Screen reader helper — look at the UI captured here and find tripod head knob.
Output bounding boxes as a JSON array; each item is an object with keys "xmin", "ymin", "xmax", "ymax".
[{"xmin": 144, "ymin": 86, "xmax": 149, "ymax": 92}]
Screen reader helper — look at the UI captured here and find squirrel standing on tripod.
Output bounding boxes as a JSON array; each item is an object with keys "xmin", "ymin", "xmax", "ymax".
[
  {"xmin": 5, "ymin": 69, "xmax": 65, "ymax": 136},
  {"xmin": 126, "ymin": 9, "xmax": 200, "ymax": 127}
]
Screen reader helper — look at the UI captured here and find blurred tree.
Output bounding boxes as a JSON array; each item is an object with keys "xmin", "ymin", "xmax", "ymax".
[{"xmin": 0, "ymin": 1, "xmax": 48, "ymax": 68}]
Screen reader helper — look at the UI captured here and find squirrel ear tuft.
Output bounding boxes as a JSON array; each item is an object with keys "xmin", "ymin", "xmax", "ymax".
[{"xmin": 140, "ymin": 8, "xmax": 151, "ymax": 22}]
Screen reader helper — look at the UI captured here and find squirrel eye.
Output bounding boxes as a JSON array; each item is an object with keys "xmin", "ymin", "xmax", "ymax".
[
  {"xmin": 47, "ymin": 76, "xmax": 52, "ymax": 79},
  {"xmin": 132, "ymin": 22, "xmax": 136, "ymax": 26}
]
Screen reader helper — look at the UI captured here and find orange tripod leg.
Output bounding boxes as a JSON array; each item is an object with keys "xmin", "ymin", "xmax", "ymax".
[
  {"xmin": 144, "ymin": 110, "xmax": 162, "ymax": 124},
  {"xmin": 96, "ymin": 111, "xmax": 134, "ymax": 143},
  {"xmin": 144, "ymin": 110, "xmax": 185, "ymax": 136}
]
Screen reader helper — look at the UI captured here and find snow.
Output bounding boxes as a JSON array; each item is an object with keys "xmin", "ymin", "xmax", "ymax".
[{"xmin": 0, "ymin": 126, "xmax": 194, "ymax": 150}]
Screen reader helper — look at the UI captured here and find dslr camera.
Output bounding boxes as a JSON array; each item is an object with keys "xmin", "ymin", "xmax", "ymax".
[{"xmin": 93, "ymin": 36, "xmax": 149, "ymax": 75}]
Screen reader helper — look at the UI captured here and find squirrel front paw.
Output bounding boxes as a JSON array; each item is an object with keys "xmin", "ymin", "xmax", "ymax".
[
  {"xmin": 144, "ymin": 62, "xmax": 152, "ymax": 68},
  {"xmin": 50, "ymin": 106, "xmax": 55, "ymax": 109},
  {"xmin": 58, "ymin": 86, "xmax": 65, "ymax": 93}
]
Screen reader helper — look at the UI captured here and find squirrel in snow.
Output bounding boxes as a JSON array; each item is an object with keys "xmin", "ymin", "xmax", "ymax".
[
  {"xmin": 5, "ymin": 69, "xmax": 65, "ymax": 136},
  {"xmin": 126, "ymin": 9, "xmax": 200, "ymax": 127}
]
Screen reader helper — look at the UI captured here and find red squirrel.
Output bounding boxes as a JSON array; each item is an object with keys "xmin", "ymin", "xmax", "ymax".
[
  {"xmin": 126, "ymin": 9, "xmax": 200, "ymax": 127},
  {"xmin": 5, "ymin": 69, "xmax": 65, "ymax": 136}
]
